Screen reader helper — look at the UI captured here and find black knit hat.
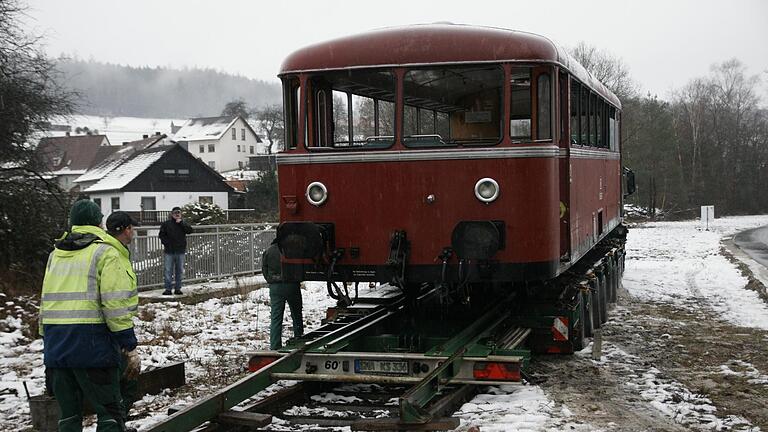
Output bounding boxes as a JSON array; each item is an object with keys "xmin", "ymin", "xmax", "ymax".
[
  {"xmin": 69, "ymin": 200, "xmax": 103, "ymax": 227},
  {"xmin": 106, "ymin": 211, "xmax": 141, "ymax": 233}
]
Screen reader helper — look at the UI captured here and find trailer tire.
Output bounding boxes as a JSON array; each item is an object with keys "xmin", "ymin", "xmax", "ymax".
[
  {"xmin": 581, "ymin": 290, "xmax": 593, "ymax": 340},
  {"xmin": 590, "ymin": 278, "xmax": 601, "ymax": 330},
  {"xmin": 598, "ymin": 271, "xmax": 608, "ymax": 325}
]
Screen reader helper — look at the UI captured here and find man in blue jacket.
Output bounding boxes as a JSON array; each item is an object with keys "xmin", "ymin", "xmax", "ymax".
[{"xmin": 40, "ymin": 200, "xmax": 141, "ymax": 432}]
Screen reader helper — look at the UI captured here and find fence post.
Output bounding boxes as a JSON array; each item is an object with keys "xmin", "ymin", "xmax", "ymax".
[
  {"xmin": 249, "ymin": 226, "xmax": 255, "ymax": 273},
  {"xmin": 215, "ymin": 225, "xmax": 221, "ymax": 275}
]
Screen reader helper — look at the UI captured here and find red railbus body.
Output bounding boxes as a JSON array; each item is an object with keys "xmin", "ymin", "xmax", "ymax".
[{"xmin": 275, "ymin": 24, "xmax": 622, "ymax": 289}]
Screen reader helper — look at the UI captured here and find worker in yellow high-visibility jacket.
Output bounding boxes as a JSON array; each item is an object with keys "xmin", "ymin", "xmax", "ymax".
[{"xmin": 40, "ymin": 200, "xmax": 141, "ymax": 432}]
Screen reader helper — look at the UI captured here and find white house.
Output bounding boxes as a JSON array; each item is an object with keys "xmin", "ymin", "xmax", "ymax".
[
  {"xmin": 171, "ymin": 115, "xmax": 264, "ymax": 172},
  {"xmin": 82, "ymin": 144, "xmax": 234, "ymax": 219},
  {"xmin": 74, "ymin": 134, "xmax": 168, "ymax": 191}
]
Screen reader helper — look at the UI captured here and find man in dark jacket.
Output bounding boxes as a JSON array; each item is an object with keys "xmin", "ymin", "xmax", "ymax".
[
  {"xmin": 158, "ymin": 206, "xmax": 193, "ymax": 295},
  {"xmin": 41, "ymin": 201, "xmax": 141, "ymax": 432},
  {"xmin": 262, "ymin": 239, "xmax": 303, "ymax": 350}
]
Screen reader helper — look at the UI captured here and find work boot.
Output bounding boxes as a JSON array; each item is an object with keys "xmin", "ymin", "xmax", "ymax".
[
  {"xmin": 162, "ymin": 290, "xmax": 172, "ymax": 295},
  {"xmin": 174, "ymin": 289, "xmax": 183, "ymax": 295}
]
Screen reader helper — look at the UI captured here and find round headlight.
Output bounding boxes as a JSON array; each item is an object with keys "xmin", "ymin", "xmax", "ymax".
[
  {"xmin": 474, "ymin": 178, "xmax": 499, "ymax": 203},
  {"xmin": 306, "ymin": 181, "xmax": 328, "ymax": 206}
]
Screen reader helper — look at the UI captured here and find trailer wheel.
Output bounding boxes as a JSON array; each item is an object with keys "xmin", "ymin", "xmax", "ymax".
[
  {"xmin": 581, "ymin": 289, "xmax": 593, "ymax": 340},
  {"xmin": 611, "ymin": 258, "xmax": 619, "ymax": 303},
  {"xmin": 598, "ymin": 271, "xmax": 608, "ymax": 325},
  {"xmin": 590, "ymin": 278, "xmax": 601, "ymax": 330}
]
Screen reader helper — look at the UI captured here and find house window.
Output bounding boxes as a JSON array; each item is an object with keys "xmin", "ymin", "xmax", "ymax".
[
  {"xmin": 93, "ymin": 198, "xmax": 101, "ymax": 209},
  {"xmin": 231, "ymin": 128, "xmax": 237, "ymax": 140},
  {"xmin": 199, "ymin": 144, "xmax": 205, "ymax": 153},
  {"xmin": 199, "ymin": 196, "xmax": 213, "ymax": 204},
  {"xmin": 241, "ymin": 128, "xmax": 246, "ymax": 140},
  {"xmin": 111, "ymin": 197, "xmax": 120, "ymax": 210},
  {"xmin": 163, "ymin": 169, "xmax": 175, "ymax": 177},
  {"xmin": 238, "ymin": 161, "xmax": 244, "ymax": 169},
  {"xmin": 178, "ymin": 168, "xmax": 190, "ymax": 177},
  {"xmin": 140, "ymin": 196, "xmax": 156, "ymax": 211},
  {"xmin": 208, "ymin": 144, "xmax": 215, "ymax": 152},
  {"xmin": 249, "ymin": 146, "xmax": 254, "ymax": 154},
  {"xmin": 208, "ymin": 161, "xmax": 215, "ymax": 169},
  {"xmin": 237, "ymin": 144, "xmax": 241, "ymax": 152}
]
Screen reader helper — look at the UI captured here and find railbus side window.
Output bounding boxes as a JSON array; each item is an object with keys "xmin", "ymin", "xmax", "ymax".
[
  {"xmin": 282, "ymin": 76, "xmax": 300, "ymax": 150},
  {"xmin": 580, "ymin": 87, "xmax": 589, "ymax": 145},
  {"xmin": 589, "ymin": 93, "xmax": 597, "ymax": 146},
  {"xmin": 596, "ymin": 98, "xmax": 603, "ymax": 147},
  {"xmin": 403, "ymin": 65, "xmax": 503, "ymax": 147},
  {"xmin": 609, "ymin": 107, "xmax": 617, "ymax": 151},
  {"xmin": 536, "ymin": 73, "xmax": 552, "ymax": 140},
  {"xmin": 510, "ymin": 67, "xmax": 532, "ymax": 141},
  {"xmin": 570, "ymin": 81, "xmax": 580, "ymax": 145}
]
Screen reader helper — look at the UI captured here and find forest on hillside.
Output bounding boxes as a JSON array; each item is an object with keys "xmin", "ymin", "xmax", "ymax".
[{"xmin": 58, "ymin": 58, "xmax": 282, "ymax": 118}]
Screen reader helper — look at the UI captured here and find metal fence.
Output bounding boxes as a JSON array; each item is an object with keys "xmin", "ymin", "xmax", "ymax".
[
  {"xmin": 130, "ymin": 223, "xmax": 276, "ymax": 290},
  {"xmin": 126, "ymin": 209, "xmax": 258, "ymax": 226}
]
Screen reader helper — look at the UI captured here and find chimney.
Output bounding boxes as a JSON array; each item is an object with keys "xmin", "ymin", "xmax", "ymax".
[
  {"xmin": 155, "ymin": 131, "xmax": 161, "ymax": 136},
  {"xmin": 122, "ymin": 142, "xmax": 129, "ymax": 146},
  {"xmin": 65, "ymin": 132, "xmax": 70, "ymax": 137},
  {"xmin": 142, "ymin": 134, "xmax": 149, "ymax": 139}
]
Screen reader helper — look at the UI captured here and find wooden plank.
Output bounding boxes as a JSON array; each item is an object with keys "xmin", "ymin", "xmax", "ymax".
[
  {"xmin": 352, "ymin": 417, "xmax": 460, "ymax": 431},
  {"xmin": 138, "ymin": 362, "xmax": 186, "ymax": 396},
  {"xmin": 217, "ymin": 412, "xmax": 272, "ymax": 427}
]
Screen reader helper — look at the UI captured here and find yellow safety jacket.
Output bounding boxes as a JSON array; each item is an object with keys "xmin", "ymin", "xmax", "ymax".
[{"xmin": 40, "ymin": 225, "xmax": 138, "ymax": 336}]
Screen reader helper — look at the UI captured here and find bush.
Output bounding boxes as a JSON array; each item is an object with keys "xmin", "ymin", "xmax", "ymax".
[{"xmin": 181, "ymin": 202, "xmax": 226, "ymax": 225}]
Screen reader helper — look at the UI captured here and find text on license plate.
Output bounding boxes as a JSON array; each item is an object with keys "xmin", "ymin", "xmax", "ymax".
[{"xmin": 355, "ymin": 359, "xmax": 409, "ymax": 375}]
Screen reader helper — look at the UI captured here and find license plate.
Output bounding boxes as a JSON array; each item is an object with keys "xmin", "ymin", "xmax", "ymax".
[{"xmin": 355, "ymin": 359, "xmax": 409, "ymax": 375}]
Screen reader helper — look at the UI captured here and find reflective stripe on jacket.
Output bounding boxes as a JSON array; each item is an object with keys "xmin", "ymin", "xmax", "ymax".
[{"xmin": 40, "ymin": 225, "xmax": 138, "ymax": 335}]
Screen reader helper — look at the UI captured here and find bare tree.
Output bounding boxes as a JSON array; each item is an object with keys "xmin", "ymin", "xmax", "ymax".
[
  {"xmin": 0, "ymin": 0, "xmax": 77, "ymax": 292},
  {"xmin": 221, "ymin": 98, "xmax": 250, "ymax": 118},
  {"xmin": 570, "ymin": 42, "xmax": 638, "ymax": 101},
  {"xmin": 253, "ymin": 104, "xmax": 284, "ymax": 153}
]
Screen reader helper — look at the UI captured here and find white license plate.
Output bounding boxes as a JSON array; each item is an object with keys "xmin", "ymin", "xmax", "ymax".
[{"xmin": 355, "ymin": 359, "xmax": 409, "ymax": 375}]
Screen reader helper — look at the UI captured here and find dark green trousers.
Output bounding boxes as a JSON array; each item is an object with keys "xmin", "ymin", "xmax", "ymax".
[
  {"xmin": 270, "ymin": 282, "xmax": 303, "ymax": 350},
  {"xmin": 50, "ymin": 354, "xmax": 137, "ymax": 432}
]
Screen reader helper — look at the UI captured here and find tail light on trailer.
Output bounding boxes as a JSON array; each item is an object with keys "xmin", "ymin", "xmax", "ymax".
[
  {"xmin": 472, "ymin": 361, "xmax": 521, "ymax": 381},
  {"xmin": 248, "ymin": 355, "xmax": 280, "ymax": 372}
]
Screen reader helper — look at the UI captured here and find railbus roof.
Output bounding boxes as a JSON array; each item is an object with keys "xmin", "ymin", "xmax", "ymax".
[{"xmin": 280, "ymin": 23, "xmax": 620, "ymax": 108}]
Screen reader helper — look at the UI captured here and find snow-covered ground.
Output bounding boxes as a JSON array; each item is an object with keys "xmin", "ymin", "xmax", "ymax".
[
  {"xmin": 45, "ymin": 115, "xmax": 184, "ymax": 145},
  {"xmin": 2, "ymin": 215, "xmax": 768, "ymax": 431}
]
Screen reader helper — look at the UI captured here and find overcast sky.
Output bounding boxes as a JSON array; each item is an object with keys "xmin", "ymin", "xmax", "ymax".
[{"xmin": 25, "ymin": 0, "xmax": 768, "ymax": 99}]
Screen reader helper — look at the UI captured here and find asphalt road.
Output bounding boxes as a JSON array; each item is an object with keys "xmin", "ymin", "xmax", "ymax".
[{"xmin": 734, "ymin": 225, "xmax": 768, "ymax": 268}]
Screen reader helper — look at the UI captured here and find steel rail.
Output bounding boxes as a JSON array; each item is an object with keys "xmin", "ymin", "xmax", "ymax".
[{"xmin": 144, "ymin": 289, "xmax": 429, "ymax": 432}]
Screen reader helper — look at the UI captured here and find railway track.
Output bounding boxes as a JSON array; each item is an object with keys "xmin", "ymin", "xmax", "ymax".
[
  {"xmin": 150, "ymin": 234, "xmax": 625, "ymax": 432},
  {"xmin": 211, "ymin": 381, "xmax": 478, "ymax": 431}
]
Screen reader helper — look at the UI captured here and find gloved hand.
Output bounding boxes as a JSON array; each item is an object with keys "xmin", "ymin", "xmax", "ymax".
[{"xmin": 123, "ymin": 349, "xmax": 141, "ymax": 380}]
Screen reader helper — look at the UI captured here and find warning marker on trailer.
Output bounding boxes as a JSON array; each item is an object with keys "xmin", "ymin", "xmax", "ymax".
[{"xmin": 552, "ymin": 316, "xmax": 569, "ymax": 341}]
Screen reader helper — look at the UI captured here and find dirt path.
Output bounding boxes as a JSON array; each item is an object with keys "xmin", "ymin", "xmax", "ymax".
[{"xmin": 532, "ymin": 283, "xmax": 768, "ymax": 431}]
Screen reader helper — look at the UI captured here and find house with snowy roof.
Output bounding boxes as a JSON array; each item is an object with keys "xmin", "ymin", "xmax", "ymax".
[
  {"xmin": 82, "ymin": 143, "xmax": 235, "ymax": 221},
  {"xmin": 74, "ymin": 133, "xmax": 168, "ymax": 191},
  {"xmin": 36, "ymin": 134, "xmax": 115, "ymax": 191},
  {"xmin": 171, "ymin": 115, "xmax": 264, "ymax": 172}
]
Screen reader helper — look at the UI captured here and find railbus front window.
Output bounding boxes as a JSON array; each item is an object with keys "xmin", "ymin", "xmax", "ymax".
[
  {"xmin": 510, "ymin": 68, "xmax": 532, "ymax": 141},
  {"xmin": 309, "ymin": 70, "xmax": 395, "ymax": 149},
  {"xmin": 536, "ymin": 73, "xmax": 552, "ymax": 140},
  {"xmin": 282, "ymin": 76, "xmax": 300, "ymax": 150},
  {"xmin": 403, "ymin": 66, "xmax": 503, "ymax": 147}
]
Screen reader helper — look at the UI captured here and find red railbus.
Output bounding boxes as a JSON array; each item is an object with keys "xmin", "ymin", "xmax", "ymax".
[{"xmin": 275, "ymin": 24, "xmax": 624, "ymax": 301}]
